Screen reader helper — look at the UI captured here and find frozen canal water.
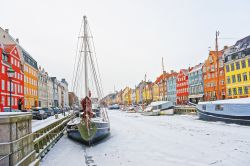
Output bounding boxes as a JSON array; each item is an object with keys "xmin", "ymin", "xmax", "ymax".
[{"xmin": 41, "ymin": 110, "xmax": 250, "ymax": 166}]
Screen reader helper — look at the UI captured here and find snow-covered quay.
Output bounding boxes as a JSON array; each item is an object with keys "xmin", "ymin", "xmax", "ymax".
[{"xmin": 41, "ymin": 110, "xmax": 250, "ymax": 166}]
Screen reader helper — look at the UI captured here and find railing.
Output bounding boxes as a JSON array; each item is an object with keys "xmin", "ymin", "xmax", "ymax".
[{"xmin": 32, "ymin": 113, "xmax": 74, "ymax": 161}]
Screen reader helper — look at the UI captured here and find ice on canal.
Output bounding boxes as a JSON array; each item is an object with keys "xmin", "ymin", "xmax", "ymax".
[{"xmin": 41, "ymin": 110, "xmax": 250, "ymax": 166}]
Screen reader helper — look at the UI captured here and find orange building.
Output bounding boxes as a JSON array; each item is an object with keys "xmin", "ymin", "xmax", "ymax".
[
  {"xmin": 155, "ymin": 71, "xmax": 170, "ymax": 100},
  {"xmin": 203, "ymin": 50, "xmax": 226, "ymax": 101}
]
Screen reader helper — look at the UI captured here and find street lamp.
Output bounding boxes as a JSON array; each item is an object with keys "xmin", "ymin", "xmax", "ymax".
[{"xmin": 7, "ymin": 66, "xmax": 15, "ymax": 112}]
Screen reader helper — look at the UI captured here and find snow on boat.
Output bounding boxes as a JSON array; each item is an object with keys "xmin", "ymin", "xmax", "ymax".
[
  {"xmin": 142, "ymin": 101, "xmax": 174, "ymax": 116},
  {"xmin": 67, "ymin": 108, "xmax": 110, "ymax": 145},
  {"xmin": 196, "ymin": 98, "xmax": 250, "ymax": 125}
]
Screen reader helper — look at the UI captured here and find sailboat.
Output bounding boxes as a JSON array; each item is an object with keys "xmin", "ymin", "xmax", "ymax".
[{"xmin": 66, "ymin": 16, "xmax": 110, "ymax": 145}]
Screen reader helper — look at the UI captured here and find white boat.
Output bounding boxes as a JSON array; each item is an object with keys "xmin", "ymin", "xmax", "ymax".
[
  {"xmin": 142, "ymin": 101, "xmax": 174, "ymax": 116},
  {"xmin": 196, "ymin": 98, "xmax": 250, "ymax": 125}
]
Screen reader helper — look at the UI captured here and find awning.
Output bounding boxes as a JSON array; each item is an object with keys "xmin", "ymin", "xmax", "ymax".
[{"xmin": 188, "ymin": 94, "xmax": 204, "ymax": 98}]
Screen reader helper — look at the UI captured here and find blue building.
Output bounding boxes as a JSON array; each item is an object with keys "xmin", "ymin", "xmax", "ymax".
[
  {"xmin": 167, "ymin": 72, "xmax": 178, "ymax": 105},
  {"xmin": 188, "ymin": 63, "xmax": 204, "ymax": 104}
]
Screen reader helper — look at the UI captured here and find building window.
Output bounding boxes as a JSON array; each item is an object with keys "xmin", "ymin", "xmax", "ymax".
[
  {"xmin": 226, "ymin": 65, "xmax": 230, "ymax": 72},
  {"xmin": 1, "ymin": 80, "xmax": 5, "ymax": 90},
  {"xmin": 241, "ymin": 60, "xmax": 246, "ymax": 68},
  {"xmin": 235, "ymin": 62, "xmax": 240, "ymax": 70},
  {"xmin": 233, "ymin": 88, "xmax": 237, "ymax": 95},
  {"xmin": 2, "ymin": 52, "xmax": 8, "ymax": 61},
  {"xmin": 228, "ymin": 89, "xmax": 232, "ymax": 96},
  {"xmin": 237, "ymin": 74, "xmax": 241, "ymax": 82},
  {"xmin": 232, "ymin": 75, "xmax": 236, "ymax": 83},
  {"xmin": 243, "ymin": 72, "xmax": 247, "ymax": 81},
  {"xmin": 2, "ymin": 66, "xmax": 5, "ymax": 74},
  {"xmin": 238, "ymin": 87, "xmax": 243, "ymax": 95},
  {"xmin": 231, "ymin": 63, "xmax": 235, "ymax": 71},
  {"xmin": 244, "ymin": 86, "xmax": 248, "ymax": 94},
  {"xmin": 2, "ymin": 96, "xmax": 5, "ymax": 105}
]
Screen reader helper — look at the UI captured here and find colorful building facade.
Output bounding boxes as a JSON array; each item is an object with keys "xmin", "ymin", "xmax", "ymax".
[
  {"xmin": 167, "ymin": 72, "xmax": 177, "ymax": 105},
  {"xmin": 176, "ymin": 69, "xmax": 189, "ymax": 105},
  {"xmin": 143, "ymin": 82, "xmax": 153, "ymax": 103},
  {"xmin": 23, "ymin": 50, "xmax": 38, "ymax": 109},
  {"xmin": 0, "ymin": 44, "xmax": 24, "ymax": 111},
  {"xmin": 188, "ymin": 63, "xmax": 204, "ymax": 103},
  {"xmin": 122, "ymin": 87, "xmax": 132, "ymax": 105},
  {"xmin": 203, "ymin": 50, "xmax": 226, "ymax": 101},
  {"xmin": 152, "ymin": 82, "xmax": 160, "ymax": 101},
  {"xmin": 38, "ymin": 67, "xmax": 49, "ymax": 107},
  {"xmin": 155, "ymin": 72, "xmax": 169, "ymax": 101},
  {"xmin": 224, "ymin": 36, "xmax": 250, "ymax": 98}
]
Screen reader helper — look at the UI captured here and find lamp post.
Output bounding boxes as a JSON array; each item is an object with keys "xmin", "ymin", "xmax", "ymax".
[{"xmin": 7, "ymin": 66, "xmax": 15, "ymax": 112}]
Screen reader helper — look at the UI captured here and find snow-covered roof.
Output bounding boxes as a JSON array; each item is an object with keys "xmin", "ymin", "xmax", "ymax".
[
  {"xmin": 198, "ymin": 97, "xmax": 250, "ymax": 105},
  {"xmin": 189, "ymin": 63, "xmax": 203, "ymax": 73}
]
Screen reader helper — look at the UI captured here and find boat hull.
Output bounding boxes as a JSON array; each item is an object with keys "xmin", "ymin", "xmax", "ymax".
[
  {"xmin": 142, "ymin": 111, "xmax": 159, "ymax": 116},
  {"xmin": 196, "ymin": 108, "xmax": 250, "ymax": 126},
  {"xmin": 67, "ymin": 121, "xmax": 110, "ymax": 145},
  {"xmin": 159, "ymin": 109, "xmax": 174, "ymax": 115}
]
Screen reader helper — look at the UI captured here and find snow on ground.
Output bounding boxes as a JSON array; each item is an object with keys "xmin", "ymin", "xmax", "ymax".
[
  {"xmin": 41, "ymin": 110, "xmax": 250, "ymax": 166},
  {"xmin": 32, "ymin": 112, "xmax": 70, "ymax": 132}
]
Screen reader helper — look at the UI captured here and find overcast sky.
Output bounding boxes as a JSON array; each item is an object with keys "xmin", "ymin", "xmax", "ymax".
[{"xmin": 2, "ymin": 0, "xmax": 250, "ymax": 96}]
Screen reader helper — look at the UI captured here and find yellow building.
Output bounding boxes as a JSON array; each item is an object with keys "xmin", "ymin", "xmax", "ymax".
[
  {"xmin": 224, "ymin": 47, "xmax": 250, "ymax": 98},
  {"xmin": 22, "ymin": 50, "xmax": 39, "ymax": 109},
  {"xmin": 122, "ymin": 87, "xmax": 132, "ymax": 105},
  {"xmin": 152, "ymin": 83, "xmax": 160, "ymax": 101},
  {"xmin": 143, "ymin": 83, "xmax": 153, "ymax": 104},
  {"xmin": 135, "ymin": 87, "xmax": 140, "ymax": 104}
]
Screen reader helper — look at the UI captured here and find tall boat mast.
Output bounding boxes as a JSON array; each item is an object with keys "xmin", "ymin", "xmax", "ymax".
[
  {"xmin": 215, "ymin": 31, "xmax": 220, "ymax": 100},
  {"xmin": 162, "ymin": 57, "xmax": 166, "ymax": 101},
  {"xmin": 83, "ymin": 16, "xmax": 89, "ymax": 97}
]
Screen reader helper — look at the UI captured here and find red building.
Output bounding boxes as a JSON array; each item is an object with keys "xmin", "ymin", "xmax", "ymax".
[
  {"xmin": 0, "ymin": 44, "xmax": 24, "ymax": 112},
  {"xmin": 176, "ymin": 69, "xmax": 190, "ymax": 105}
]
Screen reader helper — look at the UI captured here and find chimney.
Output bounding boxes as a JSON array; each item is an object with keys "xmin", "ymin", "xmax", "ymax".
[
  {"xmin": 16, "ymin": 38, "xmax": 19, "ymax": 43},
  {"xmin": 5, "ymin": 29, "xmax": 9, "ymax": 34}
]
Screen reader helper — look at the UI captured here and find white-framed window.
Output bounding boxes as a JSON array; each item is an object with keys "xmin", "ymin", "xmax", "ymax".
[
  {"xmin": 2, "ymin": 96, "xmax": 5, "ymax": 105},
  {"xmin": 1, "ymin": 80, "xmax": 5, "ymax": 90},
  {"xmin": 2, "ymin": 66, "xmax": 5, "ymax": 74}
]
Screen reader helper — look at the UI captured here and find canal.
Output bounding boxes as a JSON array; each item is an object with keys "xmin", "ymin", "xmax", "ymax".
[{"xmin": 41, "ymin": 110, "xmax": 250, "ymax": 166}]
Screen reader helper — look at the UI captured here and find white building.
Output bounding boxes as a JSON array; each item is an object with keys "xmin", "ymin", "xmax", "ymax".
[
  {"xmin": 47, "ymin": 77, "xmax": 53, "ymax": 107},
  {"xmin": 38, "ymin": 67, "xmax": 49, "ymax": 107},
  {"xmin": 60, "ymin": 78, "xmax": 69, "ymax": 108}
]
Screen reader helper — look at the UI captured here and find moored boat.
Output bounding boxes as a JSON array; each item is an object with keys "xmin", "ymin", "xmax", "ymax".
[
  {"xmin": 142, "ymin": 101, "xmax": 174, "ymax": 116},
  {"xmin": 67, "ymin": 106, "xmax": 110, "ymax": 144},
  {"xmin": 196, "ymin": 98, "xmax": 250, "ymax": 125},
  {"xmin": 66, "ymin": 16, "xmax": 110, "ymax": 145}
]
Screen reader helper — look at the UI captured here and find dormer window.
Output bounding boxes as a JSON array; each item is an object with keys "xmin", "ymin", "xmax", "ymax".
[{"xmin": 2, "ymin": 51, "xmax": 8, "ymax": 61}]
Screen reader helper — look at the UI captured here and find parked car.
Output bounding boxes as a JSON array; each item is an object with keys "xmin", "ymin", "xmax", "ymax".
[
  {"xmin": 3, "ymin": 107, "xmax": 21, "ymax": 112},
  {"xmin": 32, "ymin": 107, "xmax": 47, "ymax": 120},
  {"xmin": 52, "ymin": 107, "xmax": 61, "ymax": 114},
  {"xmin": 43, "ymin": 107, "xmax": 54, "ymax": 116}
]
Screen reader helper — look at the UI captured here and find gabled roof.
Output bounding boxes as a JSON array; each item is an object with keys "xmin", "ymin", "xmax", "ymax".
[
  {"xmin": 155, "ymin": 72, "xmax": 170, "ymax": 84},
  {"xmin": 3, "ymin": 44, "xmax": 22, "ymax": 59},
  {"xmin": 234, "ymin": 35, "xmax": 250, "ymax": 51},
  {"xmin": 189, "ymin": 63, "xmax": 203, "ymax": 73},
  {"xmin": 179, "ymin": 69, "xmax": 189, "ymax": 76}
]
